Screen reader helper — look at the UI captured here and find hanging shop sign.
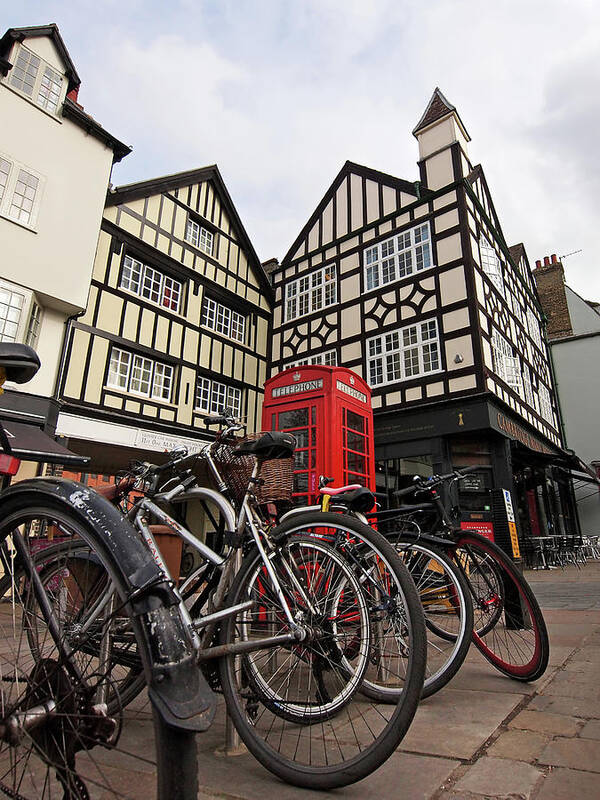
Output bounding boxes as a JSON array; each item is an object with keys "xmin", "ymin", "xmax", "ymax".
[{"xmin": 502, "ymin": 488, "xmax": 521, "ymax": 558}]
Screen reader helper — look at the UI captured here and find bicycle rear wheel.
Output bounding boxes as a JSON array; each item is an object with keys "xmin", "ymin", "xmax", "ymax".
[
  {"xmin": 0, "ymin": 493, "xmax": 199, "ymax": 799},
  {"xmin": 219, "ymin": 513, "xmax": 426, "ymax": 789},
  {"xmin": 452, "ymin": 532, "xmax": 549, "ymax": 681}
]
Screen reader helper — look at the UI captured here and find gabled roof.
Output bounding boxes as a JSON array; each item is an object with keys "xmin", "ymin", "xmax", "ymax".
[
  {"xmin": 107, "ymin": 165, "xmax": 273, "ymax": 300},
  {"xmin": 0, "ymin": 24, "xmax": 80, "ymax": 91},
  {"xmin": 281, "ymin": 160, "xmax": 421, "ymax": 265},
  {"xmin": 413, "ymin": 87, "xmax": 471, "ymax": 140}
]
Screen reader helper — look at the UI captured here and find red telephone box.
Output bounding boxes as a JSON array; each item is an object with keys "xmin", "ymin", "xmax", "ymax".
[{"xmin": 262, "ymin": 366, "xmax": 375, "ymax": 505}]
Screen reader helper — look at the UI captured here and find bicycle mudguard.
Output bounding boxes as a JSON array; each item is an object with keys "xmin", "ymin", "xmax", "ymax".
[{"xmin": 0, "ymin": 477, "xmax": 216, "ymax": 731}]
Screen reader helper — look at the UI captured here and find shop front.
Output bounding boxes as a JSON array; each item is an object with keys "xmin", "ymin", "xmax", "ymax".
[{"xmin": 373, "ymin": 395, "xmax": 584, "ymax": 562}]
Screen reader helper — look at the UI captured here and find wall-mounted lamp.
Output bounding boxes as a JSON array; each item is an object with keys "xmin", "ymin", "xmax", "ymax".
[{"xmin": 454, "ymin": 354, "xmax": 464, "ymax": 364}]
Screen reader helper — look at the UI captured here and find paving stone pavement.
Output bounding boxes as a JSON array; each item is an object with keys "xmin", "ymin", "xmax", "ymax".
[{"xmin": 102, "ymin": 559, "xmax": 600, "ymax": 798}]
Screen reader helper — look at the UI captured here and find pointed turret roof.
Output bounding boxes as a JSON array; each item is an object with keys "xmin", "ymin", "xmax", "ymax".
[{"xmin": 412, "ymin": 87, "xmax": 470, "ymax": 140}]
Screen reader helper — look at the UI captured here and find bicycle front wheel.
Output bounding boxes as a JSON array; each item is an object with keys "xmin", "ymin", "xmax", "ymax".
[
  {"xmin": 0, "ymin": 496, "xmax": 198, "ymax": 799},
  {"xmin": 219, "ymin": 513, "xmax": 426, "ymax": 789},
  {"xmin": 452, "ymin": 532, "xmax": 549, "ymax": 681},
  {"xmin": 394, "ymin": 540, "xmax": 473, "ymax": 698}
]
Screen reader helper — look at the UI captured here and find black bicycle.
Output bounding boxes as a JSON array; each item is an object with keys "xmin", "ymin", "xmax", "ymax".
[
  {"xmin": 318, "ymin": 468, "xmax": 549, "ymax": 683},
  {"xmin": 375, "ymin": 470, "xmax": 549, "ymax": 682},
  {"xmin": 0, "ymin": 343, "xmax": 214, "ymax": 799}
]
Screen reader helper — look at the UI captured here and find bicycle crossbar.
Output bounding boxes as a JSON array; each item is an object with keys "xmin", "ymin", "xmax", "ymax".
[
  {"xmin": 197, "ymin": 631, "xmax": 300, "ymax": 660},
  {"xmin": 193, "ymin": 600, "xmax": 254, "ymax": 629}
]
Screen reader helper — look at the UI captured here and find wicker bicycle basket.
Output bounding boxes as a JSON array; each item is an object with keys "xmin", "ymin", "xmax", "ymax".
[{"xmin": 212, "ymin": 432, "xmax": 294, "ymax": 507}]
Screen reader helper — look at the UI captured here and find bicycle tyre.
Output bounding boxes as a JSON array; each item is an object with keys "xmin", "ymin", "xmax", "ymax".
[
  {"xmin": 0, "ymin": 538, "xmax": 147, "ymax": 716},
  {"xmin": 393, "ymin": 540, "xmax": 473, "ymax": 698},
  {"xmin": 0, "ymin": 486, "xmax": 200, "ymax": 800},
  {"xmin": 452, "ymin": 532, "xmax": 549, "ymax": 681},
  {"xmin": 223, "ymin": 535, "xmax": 370, "ymax": 724},
  {"xmin": 218, "ymin": 512, "xmax": 426, "ymax": 790}
]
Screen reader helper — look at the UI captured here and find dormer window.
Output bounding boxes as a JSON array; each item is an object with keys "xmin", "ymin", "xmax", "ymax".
[
  {"xmin": 8, "ymin": 45, "xmax": 64, "ymax": 114},
  {"xmin": 185, "ymin": 218, "xmax": 213, "ymax": 255}
]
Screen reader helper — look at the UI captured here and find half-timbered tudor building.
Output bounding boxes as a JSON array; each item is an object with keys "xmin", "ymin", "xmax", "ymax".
[
  {"xmin": 55, "ymin": 166, "xmax": 272, "ymax": 473},
  {"xmin": 269, "ymin": 88, "xmax": 582, "ymax": 553}
]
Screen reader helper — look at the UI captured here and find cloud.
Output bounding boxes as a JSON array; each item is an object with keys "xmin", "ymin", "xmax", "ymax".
[{"xmin": 27, "ymin": 0, "xmax": 600, "ymax": 297}]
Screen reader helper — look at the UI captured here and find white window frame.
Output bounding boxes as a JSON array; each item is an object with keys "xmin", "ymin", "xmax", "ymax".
[
  {"xmin": 363, "ymin": 222, "xmax": 433, "ymax": 292},
  {"xmin": 479, "ymin": 235, "xmax": 504, "ymax": 295},
  {"xmin": 538, "ymin": 383, "xmax": 553, "ymax": 424},
  {"xmin": 0, "ymin": 153, "xmax": 44, "ymax": 230},
  {"xmin": 527, "ymin": 308, "xmax": 543, "ymax": 351},
  {"xmin": 6, "ymin": 43, "xmax": 65, "ymax": 115},
  {"xmin": 284, "ymin": 350, "xmax": 337, "ymax": 369},
  {"xmin": 195, "ymin": 376, "xmax": 242, "ymax": 418},
  {"xmin": 367, "ymin": 318, "xmax": 441, "ymax": 387},
  {"xmin": 25, "ymin": 300, "xmax": 42, "ymax": 348},
  {"xmin": 107, "ymin": 347, "xmax": 174, "ymax": 402},
  {"xmin": 285, "ymin": 264, "xmax": 337, "ymax": 322},
  {"xmin": 511, "ymin": 292, "xmax": 525, "ymax": 326},
  {"xmin": 491, "ymin": 328, "xmax": 522, "ymax": 393},
  {"xmin": 522, "ymin": 364, "xmax": 534, "ymax": 407},
  {"xmin": 0, "ymin": 279, "xmax": 43, "ymax": 346},
  {"xmin": 185, "ymin": 218, "xmax": 214, "ymax": 255},
  {"xmin": 201, "ymin": 297, "xmax": 246, "ymax": 344},
  {"xmin": 120, "ymin": 255, "xmax": 182, "ymax": 313}
]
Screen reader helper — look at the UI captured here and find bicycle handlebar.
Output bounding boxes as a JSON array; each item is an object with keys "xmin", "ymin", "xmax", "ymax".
[{"xmin": 393, "ymin": 466, "xmax": 480, "ymax": 498}]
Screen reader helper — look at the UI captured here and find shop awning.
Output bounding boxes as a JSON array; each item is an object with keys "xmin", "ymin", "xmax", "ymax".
[
  {"xmin": 1, "ymin": 420, "xmax": 90, "ymax": 466},
  {"xmin": 511, "ymin": 440, "xmax": 599, "ymax": 484}
]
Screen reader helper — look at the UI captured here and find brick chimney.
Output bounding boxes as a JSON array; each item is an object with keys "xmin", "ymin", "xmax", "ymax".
[{"xmin": 532, "ymin": 254, "xmax": 573, "ymax": 339}]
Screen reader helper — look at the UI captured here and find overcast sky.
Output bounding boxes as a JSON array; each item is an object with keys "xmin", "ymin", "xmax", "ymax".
[{"xmin": 11, "ymin": 1, "xmax": 600, "ymax": 298}]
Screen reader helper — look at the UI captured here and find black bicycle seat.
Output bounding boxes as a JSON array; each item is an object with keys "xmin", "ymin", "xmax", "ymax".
[
  {"xmin": 333, "ymin": 487, "xmax": 375, "ymax": 513},
  {"xmin": 0, "ymin": 343, "xmax": 41, "ymax": 384},
  {"xmin": 233, "ymin": 431, "xmax": 296, "ymax": 460}
]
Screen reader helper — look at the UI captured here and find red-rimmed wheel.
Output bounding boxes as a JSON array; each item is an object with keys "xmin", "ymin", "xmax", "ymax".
[{"xmin": 451, "ymin": 532, "xmax": 549, "ymax": 681}]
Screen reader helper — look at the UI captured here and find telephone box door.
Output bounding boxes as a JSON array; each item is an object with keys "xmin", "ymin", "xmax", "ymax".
[{"xmin": 269, "ymin": 401, "xmax": 324, "ymax": 505}]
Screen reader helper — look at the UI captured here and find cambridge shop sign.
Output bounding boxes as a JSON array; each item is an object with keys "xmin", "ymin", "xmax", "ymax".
[{"xmin": 493, "ymin": 412, "xmax": 556, "ymax": 456}]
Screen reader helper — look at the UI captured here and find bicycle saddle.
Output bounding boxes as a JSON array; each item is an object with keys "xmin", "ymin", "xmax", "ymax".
[
  {"xmin": 234, "ymin": 431, "xmax": 296, "ymax": 460},
  {"xmin": 331, "ymin": 486, "xmax": 375, "ymax": 513},
  {"xmin": 0, "ymin": 343, "xmax": 41, "ymax": 384}
]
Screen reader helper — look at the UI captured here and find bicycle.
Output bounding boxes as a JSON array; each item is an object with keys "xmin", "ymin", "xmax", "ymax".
[
  {"xmin": 282, "ymin": 478, "xmax": 475, "ymax": 699},
  {"xmin": 373, "ymin": 470, "xmax": 550, "ymax": 681},
  {"xmin": 63, "ymin": 413, "xmax": 427, "ymax": 789},
  {"xmin": 0, "ymin": 343, "xmax": 214, "ymax": 799}
]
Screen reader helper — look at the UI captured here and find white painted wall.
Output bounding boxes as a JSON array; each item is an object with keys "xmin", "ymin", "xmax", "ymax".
[
  {"xmin": 0, "ymin": 36, "xmax": 119, "ymax": 396},
  {"xmin": 565, "ymin": 286, "xmax": 600, "ymax": 336},
  {"xmin": 552, "ymin": 335, "xmax": 600, "ymax": 536}
]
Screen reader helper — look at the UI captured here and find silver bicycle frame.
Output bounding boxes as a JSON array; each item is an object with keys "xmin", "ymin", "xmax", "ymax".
[{"xmin": 129, "ymin": 447, "xmax": 304, "ymax": 645}]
